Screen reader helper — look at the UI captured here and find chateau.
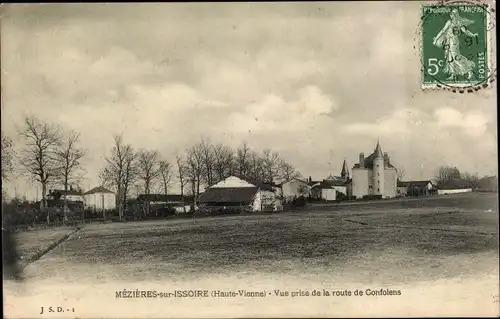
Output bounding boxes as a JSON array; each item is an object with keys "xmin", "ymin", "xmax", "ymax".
[{"xmin": 350, "ymin": 141, "xmax": 397, "ymax": 199}]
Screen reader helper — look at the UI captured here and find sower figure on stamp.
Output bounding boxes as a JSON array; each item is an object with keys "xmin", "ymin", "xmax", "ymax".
[{"xmin": 433, "ymin": 9, "xmax": 479, "ymax": 80}]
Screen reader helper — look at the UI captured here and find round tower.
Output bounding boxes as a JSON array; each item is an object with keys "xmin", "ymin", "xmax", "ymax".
[{"xmin": 372, "ymin": 141, "xmax": 384, "ymax": 196}]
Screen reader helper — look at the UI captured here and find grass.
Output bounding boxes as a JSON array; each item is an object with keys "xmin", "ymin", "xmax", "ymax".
[
  {"xmin": 5, "ymin": 192, "xmax": 499, "ymax": 318},
  {"xmin": 14, "ymin": 192, "xmax": 499, "ymax": 285}
]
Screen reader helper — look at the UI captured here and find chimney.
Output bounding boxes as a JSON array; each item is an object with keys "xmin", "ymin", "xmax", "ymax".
[
  {"xmin": 359, "ymin": 153, "xmax": 365, "ymax": 168},
  {"xmin": 384, "ymin": 152, "xmax": 389, "ymax": 166},
  {"xmin": 308, "ymin": 176, "xmax": 312, "ymax": 184}
]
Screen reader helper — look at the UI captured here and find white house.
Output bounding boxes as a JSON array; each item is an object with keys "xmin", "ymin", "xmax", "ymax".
[
  {"xmin": 198, "ymin": 176, "xmax": 281, "ymax": 212},
  {"xmin": 47, "ymin": 187, "xmax": 84, "ymax": 202},
  {"xmin": 281, "ymin": 178, "xmax": 310, "ymax": 202},
  {"xmin": 437, "ymin": 188, "xmax": 472, "ymax": 195},
  {"xmin": 83, "ymin": 186, "xmax": 116, "ymax": 210}
]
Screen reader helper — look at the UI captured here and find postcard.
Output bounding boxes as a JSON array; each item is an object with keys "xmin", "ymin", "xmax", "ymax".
[{"xmin": 2, "ymin": 1, "xmax": 498, "ymax": 318}]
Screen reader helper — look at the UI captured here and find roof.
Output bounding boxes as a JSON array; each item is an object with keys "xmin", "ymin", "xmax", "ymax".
[
  {"xmin": 280, "ymin": 177, "xmax": 309, "ymax": 186},
  {"xmin": 374, "ymin": 140, "xmax": 383, "ymax": 158},
  {"xmin": 210, "ymin": 176, "xmax": 256, "ymax": 188},
  {"xmin": 84, "ymin": 186, "xmax": 114, "ymax": 195},
  {"xmin": 49, "ymin": 189, "xmax": 83, "ymax": 196},
  {"xmin": 198, "ymin": 187, "xmax": 259, "ymax": 204},
  {"xmin": 409, "ymin": 180, "xmax": 433, "ymax": 187},
  {"xmin": 311, "ymin": 179, "xmax": 347, "ymax": 189},
  {"xmin": 307, "ymin": 180, "xmax": 321, "ymax": 186},
  {"xmin": 353, "ymin": 152, "xmax": 396, "ymax": 169},
  {"xmin": 397, "ymin": 180, "xmax": 411, "ymax": 187},
  {"xmin": 136, "ymin": 194, "xmax": 194, "ymax": 202},
  {"xmin": 341, "ymin": 160, "xmax": 349, "ymax": 176}
]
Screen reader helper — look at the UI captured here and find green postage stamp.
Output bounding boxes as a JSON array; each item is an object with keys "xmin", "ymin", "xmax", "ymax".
[{"xmin": 420, "ymin": 1, "xmax": 495, "ymax": 89}]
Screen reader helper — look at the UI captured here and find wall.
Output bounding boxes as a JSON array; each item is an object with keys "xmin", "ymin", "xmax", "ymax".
[
  {"xmin": 84, "ymin": 193, "xmax": 116, "ymax": 210},
  {"xmin": 352, "ymin": 168, "xmax": 370, "ymax": 198},
  {"xmin": 321, "ymin": 188, "xmax": 336, "ymax": 201},
  {"xmin": 282, "ymin": 179, "xmax": 310, "ymax": 200},
  {"xmin": 252, "ymin": 190, "xmax": 276, "ymax": 211},
  {"xmin": 383, "ymin": 168, "xmax": 397, "ymax": 198},
  {"xmin": 64, "ymin": 195, "xmax": 84, "ymax": 202},
  {"xmin": 331, "ymin": 186, "xmax": 347, "ymax": 195},
  {"xmin": 437, "ymin": 188, "xmax": 472, "ymax": 195}
]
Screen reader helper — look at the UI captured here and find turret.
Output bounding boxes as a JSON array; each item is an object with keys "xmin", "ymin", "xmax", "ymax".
[
  {"xmin": 341, "ymin": 160, "xmax": 349, "ymax": 180},
  {"xmin": 373, "ymin": 141, "xmax": 385, "ymax": 196}
]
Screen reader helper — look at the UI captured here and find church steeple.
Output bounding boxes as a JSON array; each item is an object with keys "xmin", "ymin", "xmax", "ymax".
[
  {"xmin": 374, "ymin": 140, "xmax": 383, "ymax": 158},
  {"xmin": 340, "ymin": 159, "xmax": 349, "ymax": 180}
]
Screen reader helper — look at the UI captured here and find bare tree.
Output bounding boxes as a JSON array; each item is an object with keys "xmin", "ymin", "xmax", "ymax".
[
  {"xmin": 199, "ymin": 138, "xmax": 215, "ymax": 187},
  {"xmin": 396, "ymin": 166, "xmax": 405, "ymax": 181},
  {"xmin": 434, "ymin": 165, "xmax": 461, "ymax": 188},
  {"xmin": 18, "ymin": 116, "xmax": 61, "ymax": 221},
  {"xmin": 1, "ymin": 132, "xmax": 14, "ymax": 181},
  {"xmin": 279, "ymin": 160, "xmax": 300, "ymax": 182},
  {"xmin": 100, "ymin": 134, "xmax": 135, "ymax": 220},
  {"xmin": 136, "ymin": 150, "xmax": 161, "ymax": 195},
  {"xmin": 213, "ymin": 143, "xmax": 234, "ymax": 183},
  {"xmin": 54, "ymin": 131, "xmax": 86, "ymax": 221},
  {"xmin": 158, "ymin": 160, "xmax": 174, "ymax": 195},
  {"xmin": 261, "ymin": 149, "xmax": 282, "ymax": 183},
  {"xmin": 176, "ymin": 155, "xmax": 187, "ymax": 212},
  {"xmin": 136, "ymin": 149, "xmax": 160, "ymax": 217},
  {"xmin": 235, "ymin": 141, "xmax": 250, "ymax": 178},
  {"xmin": 185, "ymin": 143, "xmax": 204, "ymax": 203}
]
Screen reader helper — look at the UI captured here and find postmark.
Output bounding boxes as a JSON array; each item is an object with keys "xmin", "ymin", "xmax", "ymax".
[{"xmin": 420, "ymin": 0, "xmax": 496, "ymax": 91}]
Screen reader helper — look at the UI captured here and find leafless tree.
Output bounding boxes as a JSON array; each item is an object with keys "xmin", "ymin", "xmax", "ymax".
[
  {"xmin": 136, "ymin": 149, "xmax": 161, "ymax": 195},
  {"xmin": 198, "ymin": 138, "xmax": 216, "ymax": 187},
  {"xmin": 100, "ymin": 134, "xmax": 135, "ymax": 220},
  {"xmin": 158, "ymin": 160, "xmax": 174, "ymax": 195},
  {"xmin": 176, "ymin": 155, "xmax": 187, "ymax": 212},
  {"xmin": 1, "ymin": 132, "xmax": 14, "ymax": 181},
  {"xmin": 279, "ymin": 160, "xmax": 301, "ymax": 182},
  {"xmin": 396, "ymin": 166, "xmax": 405, "ymax": 181},
  {"xmin": 54, "ymin": 130, "xmax": 86, "ymax": 220},
  {"xmin": 247, "ymin": 151, "xmax": 265, "ymax": 182},
  {"xmin": 434, "ymin": 165, "xmax": 461, "ymax": 187},
  {"xmin": 213, "ymin": 143, "xmax": 234, "ymax": 183},
  {"xmin": 261, "ymin": 149, "xmax": 282, "ymax": 183},
  {"xmin": 235, "ymin": 141, "xmax": 251, "ymax": 179},
  {"xmin": 185, "ymin": 143, "xmax": 204, "ymax": 204},
  {"xmin": 18, "ymin": 116, "xmax": 62, "ymax": 221},
  {"xmin": 136, "ymin": 149, "xmax": 161, "ymax": 216}
]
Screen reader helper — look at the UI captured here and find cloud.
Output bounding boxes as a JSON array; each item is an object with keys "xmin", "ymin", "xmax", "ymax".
[{"xmin": 0, "ymin": 3, "xmax": 496, "ymax": 199}]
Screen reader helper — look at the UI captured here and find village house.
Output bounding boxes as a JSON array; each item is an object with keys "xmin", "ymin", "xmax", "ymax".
[
  {"xmin": 47, "ymin": 186, "xmax": 84, "ymax": 202},
  {"xmin": 83, "ymin": 186, "xmax": 116, "ymax": 211},
  {"xmin": 351, "ymin": 141, "xmax": 397, "ymax": 199},
  {"xmin": 309, "ymin": 160, "xmax": 350, "ymax": 201},
  {"xmin": 280, "ymin": 178, "xmax": 311, "ymax": 202},
  {"xmin": 135, "ymin": 194, "xmax": 195, "ymax": 213},
  {"xmin": 198, "ymin": 176, "xmax": 281, "ymax": 212}
]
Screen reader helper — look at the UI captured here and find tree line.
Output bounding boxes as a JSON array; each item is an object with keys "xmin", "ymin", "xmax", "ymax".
[{"xmin": 1, "ymin": 115, "xmax": 302, "ymax": 221}]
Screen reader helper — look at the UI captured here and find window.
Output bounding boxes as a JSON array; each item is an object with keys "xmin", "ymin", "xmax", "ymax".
[
  {"xmin": 377, "ymin": 188, "xmax": 380, "ymax": 192},
  {"xmin": 377, "ymin": 173, "xmax": 380, "ymax": 176},
  {"xmin": 378, "ymin": 180, "xmax": 380, "ymax": 184},
  {"xmin": 376, "ymin": 165, "xmax": 379, "ymax": 167}
]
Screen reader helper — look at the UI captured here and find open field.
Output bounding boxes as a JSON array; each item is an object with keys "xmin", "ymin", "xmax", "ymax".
[{"xmin": 5, "ymin": 192, "xmax": 499, "ymax": 318}]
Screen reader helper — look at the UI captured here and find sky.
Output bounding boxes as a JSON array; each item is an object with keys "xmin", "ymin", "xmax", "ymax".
[{"xmin": 1, "ymin": 2, "xmax": 497, "ymax": 200}]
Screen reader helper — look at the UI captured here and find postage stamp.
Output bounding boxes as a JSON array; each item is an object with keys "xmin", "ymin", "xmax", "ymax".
[{"xmin": 420, "ymin": 1, "xmax": 495, "ymax": 90}]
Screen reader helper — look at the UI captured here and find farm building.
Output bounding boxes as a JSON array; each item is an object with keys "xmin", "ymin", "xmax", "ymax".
[
  {"xmin": 281, "ymin": 178, "xmax": 311, "ymax": 202},
  {"xmin": 309, "ymin": 160, "xmax": 350, "ymax": 201},
  {"xmin": 198, "ymin": 176, "xmax": 281, "ymax": 212},
  {"xmin": 83, "ymin": 186, "xmax": 116, "ymax": 211},
  {"xmin": 47, "ymin": 186, "xmax": 84, "ymax": 202},
  {"xmin": 398, "ymin": 180, "xmax": 437, "ymax": 196},
  {"xmin": 135, "ymin": 194, "xmax": 195, "ymax": 214}
]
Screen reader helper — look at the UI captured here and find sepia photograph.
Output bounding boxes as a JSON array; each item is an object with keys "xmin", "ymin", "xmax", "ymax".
[{"xmin": 2, "ymin": 1, "xmax": 498, "ymax": 318}]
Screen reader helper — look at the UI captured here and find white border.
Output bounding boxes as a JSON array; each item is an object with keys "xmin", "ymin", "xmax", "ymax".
[{"xmin": 420, "ymin": 1, "xmax": 496, "ymax": 91}]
